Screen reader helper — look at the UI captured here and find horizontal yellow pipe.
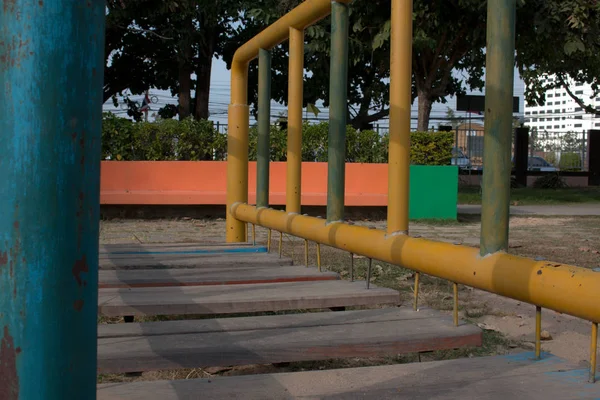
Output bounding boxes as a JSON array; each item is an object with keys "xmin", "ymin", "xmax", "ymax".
[
  {"xmin": 230, "ymin": 0, "xmax": 351, "ymax": 104},
  {"xmin": 232, "ymin": 204, "xmax": 600, "ymax": 323}
]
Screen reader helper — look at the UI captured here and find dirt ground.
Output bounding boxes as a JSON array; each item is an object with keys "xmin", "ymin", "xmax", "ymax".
[{"xmin": 99, "ymin": 215, "xmax": 600, "ymax": 381}]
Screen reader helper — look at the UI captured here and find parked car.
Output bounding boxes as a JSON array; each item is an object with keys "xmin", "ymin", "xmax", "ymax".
[
  {"xmin": 451, "ymin": 148, "xmax": 472, "ymax": 170},
  {"xmin": 528, "ymin": 156, "xmax": 558, "ymax": 172},
  {"xmin": 512, "ymin": 156, "xmax": 558, "ymax": 172}
]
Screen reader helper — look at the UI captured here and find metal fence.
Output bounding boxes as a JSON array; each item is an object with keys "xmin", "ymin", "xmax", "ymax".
[{"xmin": 212, "ymin": 121, "xmax": 590, "ymax": 172}]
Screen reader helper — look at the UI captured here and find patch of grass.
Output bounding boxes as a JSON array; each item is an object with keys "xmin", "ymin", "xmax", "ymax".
[{"xmin": 459, "ymin": 187, "xmax": 600, "ymax": 205}]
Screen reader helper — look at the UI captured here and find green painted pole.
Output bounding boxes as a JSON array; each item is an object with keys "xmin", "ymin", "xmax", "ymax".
[
  {"xmin": 257, "ymin": 49, "xmax": 272, "ymax": 208},
  {"xmin": 326, "ymin": 1, "xmax": 349, "ymax": 223},
  {"xmin": 480, "ymin": 0, "xmax": 516, "ymax": 255}
]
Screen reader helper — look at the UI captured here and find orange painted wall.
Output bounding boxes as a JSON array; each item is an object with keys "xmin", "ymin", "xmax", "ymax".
[{"xmin": 100, "ymin": 161, "xmax": 388, "ymax": 206}]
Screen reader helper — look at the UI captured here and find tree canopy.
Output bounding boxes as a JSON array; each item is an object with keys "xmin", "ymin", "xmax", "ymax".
[
  {"xmin": 516, "ymin": 0, "xmax": 600, "ymax": 115},
  {"xmin": 105, "ymin": 0, "xmax": 600, "ymax": 128}
]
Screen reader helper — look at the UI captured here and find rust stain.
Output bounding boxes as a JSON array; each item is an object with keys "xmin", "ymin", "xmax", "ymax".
[
  {"xmin": 0, "ymin": 251, "xmax": 7, "ymax": 266},
  {"xmin": 73, "ymin": 299, "xmax": 84, "ymax": 312},
  {"xmin": 0, "ymin": 325, "xmax": 20, "ymax": 400},
  {"xmin": 13, "ymin": 221, "xmax": 19, "ymax": 230},
  {"xmin": 72, "ymin": 255, "xmax": 88, "ymax": 287},
  {"xmin": 0, "ymin": 36, "xmax": 30, "ymax": 68},
  {"xmin": 3, "ymin": 0, "xmax": 15, "ymax": 13},
  {"xmin": 38, "ymin": 0, "xmax": 43, "ymax": 5}
]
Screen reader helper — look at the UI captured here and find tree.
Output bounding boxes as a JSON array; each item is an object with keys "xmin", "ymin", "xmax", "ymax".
[
  {"xmin": 517, "ymin": 0, "xmax": 600, "ymax": 115},
  {"xmin": 238, "ymin": 0, "xmax": 487, "ymax": 130},
  {"xmin": 104, "ymin": 0, "xmax": 245, "ymax": 120}
]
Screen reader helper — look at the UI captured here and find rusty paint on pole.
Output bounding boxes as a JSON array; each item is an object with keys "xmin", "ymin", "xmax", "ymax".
[
  {"xmin": 480, "ymin": 0, "xmax": 516, "ymax": 255},
  {"xmin": 0, "ymin": 1, "xmax": 105, "ymax": 398},
  {"xmin": 326, "ymin": 1, "xmax": 349, "ymax": 223}
]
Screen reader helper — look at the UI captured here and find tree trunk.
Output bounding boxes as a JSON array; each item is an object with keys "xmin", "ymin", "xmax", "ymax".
[
  {"xmin": 194, "ymin": 30, "xmax": 215, "ymax": 121},
  {"xmin": 417, "ymin": 92, "xmax": 433, "ymax": 131},
  {"xmin": 178, "ymin": 61, "xmax": 192, "ymax": 119}
]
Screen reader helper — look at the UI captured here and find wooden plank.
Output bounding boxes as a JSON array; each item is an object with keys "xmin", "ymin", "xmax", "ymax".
[
  {"xmin": 98, "ymin": 307, "xmax": 445, "ymax": 338},
  {"xmin": 98, "ymin": 281, "xmax": 400, "ymax": 317},
  {"xmin": 97, "ymin": 309, "xmax": 481, "ymax": 373},
  {"xmin": 99, "ymin": 246, "xmax": 267, "ymax": 258},
  {"xmin": 99, "ymin": 252, "xmax": 293, "ymax": 270},
  {"xmin": 100, "ymin": 242, "xmax": 253, "ymax": 254},
  {"xmin": 97, "ymin": 352, "xmax": 600, "ymax": 399},
  {"xmin": 99, "ymin": 266, "xmax": 339, "ymax": 288}
]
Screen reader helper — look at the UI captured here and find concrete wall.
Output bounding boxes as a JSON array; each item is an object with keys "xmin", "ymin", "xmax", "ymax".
[{"xmin": 101, "ymin": 162, "xmax": 458, "ymax": 220}]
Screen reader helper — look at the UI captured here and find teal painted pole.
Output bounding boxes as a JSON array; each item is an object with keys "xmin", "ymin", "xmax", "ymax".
[
  {"xmin": 326, "ymin": 1, "xmax": 349, "ymax": 222},
  {"xmin": 257, "ymin": 49, "xmax": 272, "ymax": 208},
  {"xmin": 480, "ymin": 0, "xmax": 516, "ymax": 255},
  {"xmin": 0, "ymin": 1, "xmax": 104, "ymax": 398}
]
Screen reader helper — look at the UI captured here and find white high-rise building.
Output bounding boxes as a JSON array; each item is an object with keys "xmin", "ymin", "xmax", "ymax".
[{"xmin": 524, "ymin": 75, "xmax": 600, "ymax": 132}]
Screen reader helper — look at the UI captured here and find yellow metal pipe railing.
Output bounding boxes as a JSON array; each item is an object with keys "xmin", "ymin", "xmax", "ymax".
[
  {"xmin": 226, "ymin": 0, "xmax": 351, "ymax": 242},
  {"xmin": 226, "ymin": 0, "xmax": 600, "ymax": 381},
  {"xmin": 232, "ymin": 203, "xmax": 600, "ymax": 324}
]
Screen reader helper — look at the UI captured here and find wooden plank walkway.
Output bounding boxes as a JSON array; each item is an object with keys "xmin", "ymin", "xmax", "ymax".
[
  {"xmin": 98, "ymin": 280, "xmax": 400, "ymax": 317},
  {"xmin": 99, "ymin": 252, "xmax": 293, "ymax": 270},
  {"xmin": 97, "ymin": 308, "xmax": 482, "ymax": 373},
  {"xmin": 99, "ymin": 266, "xmax": 339, "ymax": 288},
  {"xmin": 97, "ymin": 352, "xmax": 600, "ymax": 399},
  {"xmin": 98, "ymin": 243, "xmax": 293, "ymax": 270}
]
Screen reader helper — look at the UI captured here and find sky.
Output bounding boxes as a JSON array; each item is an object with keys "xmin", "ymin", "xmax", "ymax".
[{"xmin": 103, "ymin": 56, "xmax": 526, "ymax": 131}]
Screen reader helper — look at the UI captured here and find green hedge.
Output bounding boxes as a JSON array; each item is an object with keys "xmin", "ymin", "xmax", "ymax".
[
  {"xmin": 558, "ymin": 152, "xmax": 582, "ymax": 171},
  {"xmin": 102, "ymin": 114, "xmax": 453, "ymax": 165}
]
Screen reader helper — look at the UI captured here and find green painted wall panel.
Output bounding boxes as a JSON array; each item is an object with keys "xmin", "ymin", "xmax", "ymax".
[{"xmin": 409, "ymin": 166, "xmax": 458, "ymax": 220}]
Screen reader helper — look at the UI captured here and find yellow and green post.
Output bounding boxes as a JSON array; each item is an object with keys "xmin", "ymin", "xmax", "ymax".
[
  {"xmin": 326, "ymin": 1, "xmax": 350, "ymax": 223},
  {"xmin": 480, "ymin": 0, "xmax": 517, "ymax": 255},
  {"xmin": 257, "ymin": 49, "xmax": 272, "ymax": 208}
]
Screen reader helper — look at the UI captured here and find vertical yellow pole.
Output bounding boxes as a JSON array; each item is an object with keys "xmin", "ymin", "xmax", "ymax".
[
  {"xmin": 535, "ymin": 306, "xmax": 542, "ymax": 359},
  {"xmin": 287, "ymin": 27, "xmax": 304, "ymax": 214},
  {"xmin": 252, "ymin": 224, "xmax": 256, "ymax": 246},
  {"xmin": 226, "ymin": 61, "xmax": 250, "ymax": 242},
  {"xmin": 387, "ymin": 0, "xmax": 413, "ymax": 235},
  {"xmin": 591, "ymin": 322, "xmax": 598, "ymax": 383},
  {"xmin": 267, "ymin": 229, "xmax": 272, "ymax": 252}
]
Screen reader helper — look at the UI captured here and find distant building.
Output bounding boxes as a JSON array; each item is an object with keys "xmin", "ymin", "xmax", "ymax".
[{"xmin": 524, "ymin": 75, "xmax": 600, "ymax": 132}]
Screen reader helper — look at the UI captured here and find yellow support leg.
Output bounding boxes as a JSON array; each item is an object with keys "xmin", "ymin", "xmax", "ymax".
[
  {"xmin": 279, "ymin": 231, "xmax": 283, "ymax": 258},
  {"xmin": 535, "ymin": 306, "xmax": 542, "ymax": 360},
  {"xmin": 316, "ymin": 243, "xmax": 321, "ymax": 272},
  {"xmin": 304, "ymin": 239, "xmax": 309, "ymax": 267},
  {"xmin": 267, "ymin": 229, "xmax": 272, "ymax": 253},
  {"xmin": 453, "ymin": 283, "xmax": 459, "ymax": 327},
  {"xmin": 413, "ymin": 272, "xmax": 420, "ymax": 311},
  {"xmin": 591, "ymin": 322, "xmax": 598, "ymax": 383}
]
